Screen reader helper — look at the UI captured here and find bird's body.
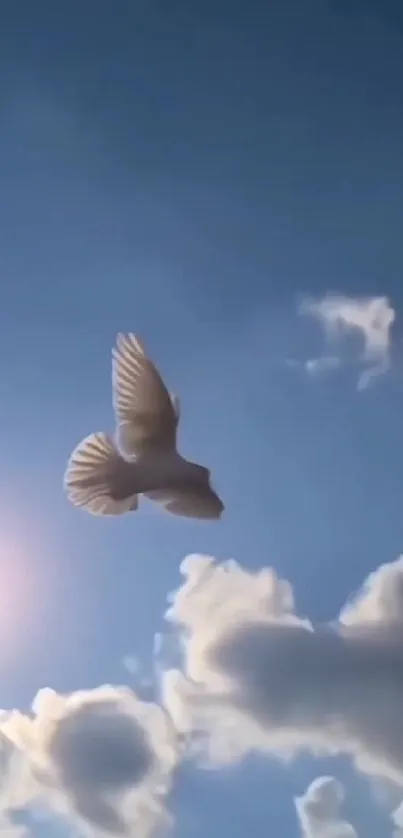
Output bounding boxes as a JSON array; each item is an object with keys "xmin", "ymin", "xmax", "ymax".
[{"xmin": 64, "ymin": 334, "xmax": 224, "ymax": 520}]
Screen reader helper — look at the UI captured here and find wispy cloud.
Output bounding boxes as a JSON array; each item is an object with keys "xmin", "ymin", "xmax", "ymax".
[
  {"xmin": 122, "ymin": 655, "xmax": 140, "ymax": 677},
  {"xmin": 286, "ymin": 356, "xmax": 341, "ymax": 376},
  {"xmin": 162, "ymin": 553, "xmax": 403, "ymax": 785},
  {"xmin": 303, "ymin": 356, "xmax": 342, "ymax": 376},
  {"xmin": 392, "ymin": 799, "xmax": 403, "ymax": 836},
  {"xmin": 0, "ymin": 686, "xmax": 177, "ymax": 838},
  {"xmin": 296, "ymin": 294, "xmax": 395, "ymax": 389},
  {"xmin": 295, "ymin": 776, "xmax": 357, "ymax": 837}
]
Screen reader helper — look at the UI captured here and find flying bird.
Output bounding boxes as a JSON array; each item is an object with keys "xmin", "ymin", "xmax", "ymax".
[{"xmin": 64, "ymin": 334, "xmax": 224, "ymax": 520}]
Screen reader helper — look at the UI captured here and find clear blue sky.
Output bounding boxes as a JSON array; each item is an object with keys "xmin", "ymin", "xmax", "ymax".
[{"xmin": 0, "ymin": 1, "xmax": 402, "ymax": 837}]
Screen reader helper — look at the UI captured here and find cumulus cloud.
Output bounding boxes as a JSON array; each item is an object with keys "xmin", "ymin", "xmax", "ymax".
[
  {"xmin": 297, "ymin": 293, "xmax": 395, "ymax": 389},
  {"xmin": 162, "ymin": 553, "xmax": 403, "ymax": 784},
  {"xmin": 339, "ymin": 555, "xmax": 403, "ymax": 627},
  {"xmin": 0, "ymin": 685, "xmax": 177, "ymax": 838},
  {"xmin": 295, "ymin": 776, "xmax": 357, "ymax": 837},
  {"xmin": 2, "ymin": 556, "xmax": 403, "ymax": 834}
]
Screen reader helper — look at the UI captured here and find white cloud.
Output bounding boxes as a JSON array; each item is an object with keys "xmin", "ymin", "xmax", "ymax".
[
  {"xmin": 339, "ymin": 555, "xmax": 403, "ymax": 627},
  {"xmin": 0, "ymin": 821, "xmax": 30, "ymax": 838},
  {"xmin": 392, "ymin": 797, "xmax": 403, "ymax": 837},
  {"xmin": 2, "ymin": 556, "xmax": 403, "ymax": 833},
  {"xmin": 298, "ymin": 294, "xmax": 395, "ymax": 389},
  {"xmin": 121, "ymin": 656, "xmax": 140, "ymax": 677},
  {"xmin": 295, "ymin": 776, "xmax": 357, "ymax": 837},
  {"xmin": 162, "ymin": 553, "xmax": 403, "ymax": 784},
  {"xmin": 0, "ymin": 685, "xmax": 178, "ymax": 838},
  {"xmin": 304, "ymin": 357, "xmax": 342, "ymax": 376}
]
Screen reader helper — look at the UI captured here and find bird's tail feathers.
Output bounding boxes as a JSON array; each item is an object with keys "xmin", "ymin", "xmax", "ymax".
[{"xmin": 64, "ymin": 432, "xmax": 140, "ymax": 516}]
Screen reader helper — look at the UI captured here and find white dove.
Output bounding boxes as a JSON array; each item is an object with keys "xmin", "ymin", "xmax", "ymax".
[{"xmin": 64, "ymin": 334, "xmax": 224, "ymax": 519}]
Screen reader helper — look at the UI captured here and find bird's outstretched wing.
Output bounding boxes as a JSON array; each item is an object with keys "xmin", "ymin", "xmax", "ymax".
[
  {"xmin": 112, "ymin": 333, "xmax": 179, "ymax": 458},
  {"xmin": 145, "ymin": 487, "xmax": 224, "ymax": 520}
]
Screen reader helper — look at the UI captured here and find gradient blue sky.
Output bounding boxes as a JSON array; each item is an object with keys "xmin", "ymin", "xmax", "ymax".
[{"xmin": 0, "ymin": 1, "xmax": 403, "ymax": 836}]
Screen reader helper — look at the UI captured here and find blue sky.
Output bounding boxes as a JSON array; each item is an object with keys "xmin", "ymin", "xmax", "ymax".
[{"xmin": 0, "ymin": 1, "xmax": 403, "ymax": 836}]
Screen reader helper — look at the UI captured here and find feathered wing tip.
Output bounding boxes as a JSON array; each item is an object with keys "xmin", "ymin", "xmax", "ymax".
[
  {"xmin": 64, "ymin": 432, "xmax": 139, "ymax": 516},
  {"xmin": 145, "ymin": 487, "xmax": 224, "ymax": 520},
  {"xmin": 116, "ymin": 332, "xmax": 146, "ymax": 355},
  {"xmin": 165, "ymin": 492, "xmax": 224, "ymax": 519},
  {"xmin": 111, "ymin": 332, "xmax": 178, "ymax": 459},
  {"xmin": 170, "ymin": 393, "xmax": 180, "ymax": 419},
  {"xmin": 112, "ymin": 333, "xmax": 147, "ymax": 420}
]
